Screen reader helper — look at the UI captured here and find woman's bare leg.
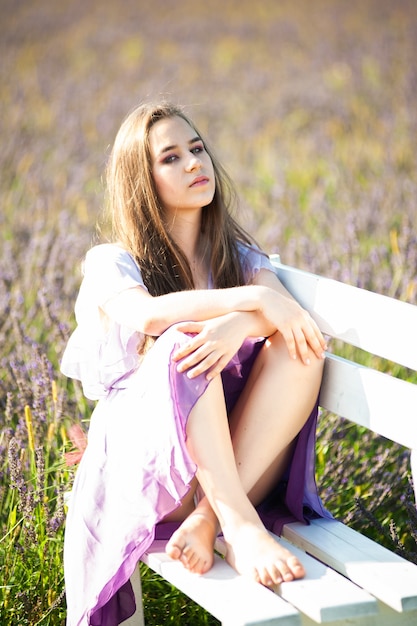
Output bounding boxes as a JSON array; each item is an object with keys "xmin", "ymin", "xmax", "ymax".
[
  {"xmin": 167, "ymin": 372, "xmax": 305, "ymax": 586},
  {"xmin": 229, "ymin": 331, "xmax": 324, "ymax": 505},
  {"xmin": 162, "ymin": 477, "xmax": 199, "ymax": 523},
  {"xmin": 166, "ymin": 332, "xmax": 324, "ymax": 584}
]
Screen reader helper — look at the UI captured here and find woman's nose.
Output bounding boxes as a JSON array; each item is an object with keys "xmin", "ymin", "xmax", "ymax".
[{"xmin": 186, "ymin": 155, "xmax": 202, "ymax": 171}]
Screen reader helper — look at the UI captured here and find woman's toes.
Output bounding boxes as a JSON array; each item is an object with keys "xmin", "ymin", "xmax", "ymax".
[
  {"xmin": 267, "ymin": 560, "xmax": 289, "ymax": 584},
  {"xmin": 287, "ymin": 555, "xmax": 305, "ymax": 578},
  {"xmin": 224, "ymin": 522, "xmax": 306, "ymax": 588},
  {"xmin": 261, "ymin": 570, "xmax": 276, "ymax": 588},
  {"xmin": 182, "ymin": 545, "xmax": 198, "ymax": 569},
  {"xmin": 166, "ymin": 540, "xmax": 183, "ymax": 561}
]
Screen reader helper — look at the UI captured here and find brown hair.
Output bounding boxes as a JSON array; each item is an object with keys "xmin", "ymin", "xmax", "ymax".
[{"xmin": 106, "ymin": 101, "xmax": 254, "ymax": 296}]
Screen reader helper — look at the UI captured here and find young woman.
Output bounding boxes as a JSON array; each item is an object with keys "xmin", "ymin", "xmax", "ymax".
[{"xmin": 61, "ymin": 102, "xmax": 329, "ymax": 626}]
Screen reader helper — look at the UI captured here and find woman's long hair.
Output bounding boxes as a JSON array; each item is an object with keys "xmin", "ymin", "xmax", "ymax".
[{"xmin": 106, "ymin": 101, "xmax": 254, "ymax": 296}]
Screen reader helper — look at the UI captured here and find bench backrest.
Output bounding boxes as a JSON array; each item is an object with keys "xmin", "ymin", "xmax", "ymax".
[{"xmin": 270, "ymin": 256, "xmax": 417, "ymax": 497}]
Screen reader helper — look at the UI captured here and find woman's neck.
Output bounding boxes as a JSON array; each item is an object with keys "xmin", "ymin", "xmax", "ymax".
[
  {"xmin": 166, "ymin": 212, "xmax": 210, "ymax": 288},
  {"xmin": 166, "ymin": 211, "xmax": 204, "ymax": 265}
]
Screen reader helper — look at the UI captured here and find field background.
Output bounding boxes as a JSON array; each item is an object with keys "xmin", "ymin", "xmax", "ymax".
[{"xmin": 1, "ymin": 0, "xmax": 417, "ymax": 624}]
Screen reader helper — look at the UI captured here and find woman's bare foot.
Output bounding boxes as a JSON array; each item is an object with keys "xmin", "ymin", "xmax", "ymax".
[
  {"xmin": 166, "ymin": 502, "xmax": 219, "ymax": 574},
  {"xmin": 224, "ymin": 520, "xmax": 305, "ymax": 588}
]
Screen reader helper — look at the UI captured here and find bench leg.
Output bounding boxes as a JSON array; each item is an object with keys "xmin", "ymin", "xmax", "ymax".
[{"xmin": 123, "ymin": 563, "xmax": 145, "ymax": 626}]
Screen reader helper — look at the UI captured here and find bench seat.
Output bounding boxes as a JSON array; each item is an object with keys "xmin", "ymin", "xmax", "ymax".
[
  {"xmin": 124, "ymin": 528, "xmax": 417, "ymax": 626},
  {"xmin": 282, "ymin": 518, "xmax": 417, "ymax": 614},
  {"xmin": 135, "ymin": 535, "xmax": 377, "ymax": 626}
]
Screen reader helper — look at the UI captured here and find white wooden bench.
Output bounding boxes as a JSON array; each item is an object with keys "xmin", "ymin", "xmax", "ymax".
[{"xmin": 125, "ymin": 257, "xmax": 417, "ymax": 626}]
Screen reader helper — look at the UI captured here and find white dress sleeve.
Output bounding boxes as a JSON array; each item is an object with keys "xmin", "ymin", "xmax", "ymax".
[
  {"xmin": 238, "ymin": 243, "xmax": 276, "ymax": 283},
  {"xmin": 60, "ymin": 244, "xmax": 146, "ymax": 400}
]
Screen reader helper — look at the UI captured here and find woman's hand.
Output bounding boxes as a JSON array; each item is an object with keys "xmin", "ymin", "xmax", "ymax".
[
  {"xmin": 260, "ymin": 288, "xmax": 327, "ymax": 365},
  {"xmin": 172, "ymin": 312, "xmax": 252, "ymax": 380},
  {"xmin": 250, "ymin": 269, "xmax": 327, "ymax": 365}
]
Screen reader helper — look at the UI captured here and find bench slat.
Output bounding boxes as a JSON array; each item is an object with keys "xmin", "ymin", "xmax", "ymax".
[
  {"xmin": 271, "ymin": 258, "xmax": 417, "ymax": 370},
  {"xmin": 142, "ymin": 540, "xmax": 300, "ymax": 626},
  {"xmin": 320, "ymin": 353, "xmax": 417, "ymax": 449},
  {"xmin": 282, "ymin": 519, "xmax": 417, "ymax": 613},
  {"xmin": 214, "ymin": 535, "xmax": 377, "ymax": 623}
]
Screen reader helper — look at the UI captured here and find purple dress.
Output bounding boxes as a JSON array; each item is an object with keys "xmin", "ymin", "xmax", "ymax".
[{"xmin": 61, "ymin": 243, "xmax": 329, "ymax": 626}]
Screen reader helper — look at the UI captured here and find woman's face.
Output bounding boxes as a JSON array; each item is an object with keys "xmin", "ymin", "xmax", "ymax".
[{"xmin": 149, "ymin": 115, "xmax": 215, "ymax": 218}]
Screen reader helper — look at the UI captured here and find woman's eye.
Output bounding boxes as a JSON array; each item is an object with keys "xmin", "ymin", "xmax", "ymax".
[
  {"xmin": 191, "ymin": 145, "xmax": 204, "ymax": 154},
  {"xmin": 163, "ymin": 154, "xmax": 178, "ymax": 164}
]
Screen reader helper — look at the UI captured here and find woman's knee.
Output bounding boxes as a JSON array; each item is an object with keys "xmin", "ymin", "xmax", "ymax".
[
  {"xmin": 260, "ymin": 331, "xmax": 288, "ymax": 364},
  {"xmin": 261, "ymin": 331, "xmax": 324, "ymax": 380}
]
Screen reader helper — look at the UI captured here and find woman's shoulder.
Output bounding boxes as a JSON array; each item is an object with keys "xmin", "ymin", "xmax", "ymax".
[
  {"xmin": 81, "ymin": 243, "xmax": 144, "ymax": 289},
  {"xmin": 84, "ymin": 243, "xmax": 139, "ymax": 271},
  {"xmin": 237, "ymin": 241, "xmax": 271, "ymax": 263},
  {"xmin": 85, "ymin": 242, "xmax": 133, "ymax": 262},
  {"xmin": 237, "ymin": 241, "xmax": 275, "ymax": 280}
]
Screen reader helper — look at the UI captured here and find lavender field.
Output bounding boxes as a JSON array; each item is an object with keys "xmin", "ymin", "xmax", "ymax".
[{"xmin": 1, "ymin": 0, "xmax": 417, "ymax": 623}]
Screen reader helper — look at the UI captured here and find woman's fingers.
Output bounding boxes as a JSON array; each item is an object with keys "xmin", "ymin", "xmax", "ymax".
[
  {"xmin": 281, "ymin": 315, "xmax": 327, "ymax": 365},
  {"xmin": 172, "ymin": 326, "xmax": 222, "ymax": 377},
  {"xmin": 305, "ymin": 319, "xmax": 328, "ymax": 360},
  {"xmin": 172, "ymin": 323, "xmax": 203, "ymax": 361},
  {"xmin": 177, "ymin": 346, "xmax": 226, "ymax": 379},
  {"xmin": 292, "ymin": 327, "xmax": 311, "ymax": 365},
  {"xmin": 173, "ymin": 320, "xmax": 239, "ymax": 379},
  {"xmin": 279, "ymin": 326, "xmax": 298, "ymax": 362},
  {"xmin": 189, "ymin": 353, "xmax": 228, "ymax": 380},
  {"xmin": 176, "ymin": 344, "xmax": 216, "ymax": 375}
]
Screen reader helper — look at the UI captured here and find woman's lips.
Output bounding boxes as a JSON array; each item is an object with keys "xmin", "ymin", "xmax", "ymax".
[{"xmin": 190, "ymin": 175, "xmax": 209, "ymax": 187}]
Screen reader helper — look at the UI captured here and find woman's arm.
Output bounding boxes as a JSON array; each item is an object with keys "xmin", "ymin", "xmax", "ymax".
[
  {"xmin": 101, "ymin": 282, "xmax": 267, "ymax": 336},
  {"xmin": 171, "ymin": 269, "xmax": 327, "ymax": 378},
  {"xmin": 102, "ymin": 267, "xmax": 326, "ymax": 368}
]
